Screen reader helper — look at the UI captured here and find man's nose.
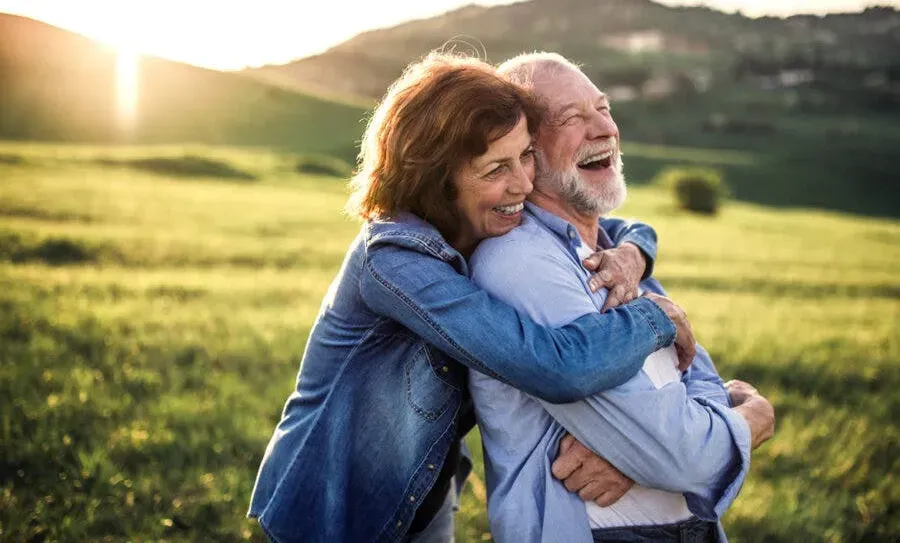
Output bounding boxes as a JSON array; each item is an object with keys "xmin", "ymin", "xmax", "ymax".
[{"xmin": 587, "ymin": 111, "xmax": 618, "ymax": 140}]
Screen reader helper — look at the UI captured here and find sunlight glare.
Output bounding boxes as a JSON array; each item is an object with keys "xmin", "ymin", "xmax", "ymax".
[{"xmin": 115, "ymin": 47, "xmax": 139, "ymax": 138}]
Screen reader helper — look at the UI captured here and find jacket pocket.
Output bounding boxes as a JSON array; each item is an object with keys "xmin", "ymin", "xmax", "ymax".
[{"xmin": 405, "ymin": 345, "xmax": 456, "ymax": 421}]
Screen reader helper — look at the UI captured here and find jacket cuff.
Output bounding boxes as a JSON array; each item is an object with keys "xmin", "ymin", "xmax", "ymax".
[
  {"xmin": 629, "ymin": 296, "xmax": 676, "ymax": 350},
  {"xmin": 687, "ymin": 398, "xmax": 753, "ymax": 520}
]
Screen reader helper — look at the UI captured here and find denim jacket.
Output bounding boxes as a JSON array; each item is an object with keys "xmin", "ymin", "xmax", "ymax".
[{"xmin": 248, "ymin": 212, "xmax": 675, "ymax": 543}]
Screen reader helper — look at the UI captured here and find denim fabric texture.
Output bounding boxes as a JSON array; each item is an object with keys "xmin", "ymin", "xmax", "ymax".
[
  {"xmin": 248, "ymin": 212, "xmax": 672, "ymax": 543},
  {"xmin": 406, "ymin": 484, "xmax": 457, "ymax": 543}
]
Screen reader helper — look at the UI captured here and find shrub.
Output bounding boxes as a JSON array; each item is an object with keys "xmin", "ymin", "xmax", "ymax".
[
  {"xmin": 97, "ymin": 155, "xmax": 256, "ymax": 181},
  {"xmin": 0, "ymin": 231, "xmax": 102, "ymax": 265},
  {"xmin": 295, "ymin": 154, "xmax": 352, "ymax": 178},
  {"xmin": 654, "ymin": 166, "xmax": 726, "ymax": 215},
  {"xmin": 0, "ymin": 153, "xmax": 25, "ymax": 165}
]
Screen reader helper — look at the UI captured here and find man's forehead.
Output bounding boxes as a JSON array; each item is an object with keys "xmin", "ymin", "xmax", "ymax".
[{"xmin": 535, "ymin": 69, "xmax": 605, "ymax": 110}]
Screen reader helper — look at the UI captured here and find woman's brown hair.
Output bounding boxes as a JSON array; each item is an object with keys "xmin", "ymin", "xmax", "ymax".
[{"xmin": 346, "ymin": 52, "xmax": 543, "ymax": 242}]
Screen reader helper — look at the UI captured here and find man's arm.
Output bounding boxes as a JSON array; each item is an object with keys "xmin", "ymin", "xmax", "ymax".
[
  {"xmin": 470, "ymin": 237, "xmax": 751, "ymax": 521},
  {"xmin": 537, "ymin": 381, "xmax": 750, "ymax": 520}
]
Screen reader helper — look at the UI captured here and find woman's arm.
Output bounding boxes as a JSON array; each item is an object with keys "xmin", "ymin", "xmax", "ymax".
[{"xmin": 360, "ymin": 243, "xmax": 676, "ymax": 403}]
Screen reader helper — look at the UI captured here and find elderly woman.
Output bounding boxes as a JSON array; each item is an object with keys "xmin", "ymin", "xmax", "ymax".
[{"xmin": 248, "ymin": 53, "xmax": 680, "ymax": 543}]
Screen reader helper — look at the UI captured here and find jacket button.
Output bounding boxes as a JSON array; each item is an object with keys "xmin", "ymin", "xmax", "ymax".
[
  {"xmin": 397, "ymin": 520, "xmax": 402, "ymax": 527},
  {"xmin": 441, "ymin": 366, "xmax": 449, "ymax": 373},
  {"xmin": 428, "ymin": 464, "xmax": 435, "ymax": 470},
  {"xmin": 409, "ymin": 495, "xmax": 416, "ymax": 502}
]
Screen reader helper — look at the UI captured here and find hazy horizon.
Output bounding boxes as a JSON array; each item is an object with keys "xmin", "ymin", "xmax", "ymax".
[{"xmin": 0, "ymin": 0, "xmax": 894, "ymax": 70}]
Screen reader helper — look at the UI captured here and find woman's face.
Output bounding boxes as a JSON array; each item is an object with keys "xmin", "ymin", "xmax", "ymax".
[{"xmin": 452, "ymin": 115, "xmax": 535, "ymax": 255}]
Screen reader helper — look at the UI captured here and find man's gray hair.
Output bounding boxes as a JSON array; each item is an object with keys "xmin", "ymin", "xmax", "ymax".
[{"xmin": 497, "ymin": 52, "xmax": 583, "ymax": 91}]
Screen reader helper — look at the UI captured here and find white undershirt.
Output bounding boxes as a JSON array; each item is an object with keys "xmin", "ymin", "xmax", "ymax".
[{"xmin": 575, "ymin": 242, "xmax": 693, "ymax": 527}]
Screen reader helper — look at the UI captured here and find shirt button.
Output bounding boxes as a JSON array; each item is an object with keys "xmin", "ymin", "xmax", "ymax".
[{"xmin": 568, "ymin": 229, "xmax": 576, "ymax": 239}]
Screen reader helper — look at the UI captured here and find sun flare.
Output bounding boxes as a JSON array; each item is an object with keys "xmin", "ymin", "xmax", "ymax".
[{"xmin": 115, "ymin": 46, "xmax": 139, "ymax": 137}]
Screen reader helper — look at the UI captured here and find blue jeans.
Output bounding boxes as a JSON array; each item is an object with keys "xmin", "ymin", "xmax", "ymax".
[{"xmin": 591, "ymin": 517, "xmax": 718, "ymax": 542}]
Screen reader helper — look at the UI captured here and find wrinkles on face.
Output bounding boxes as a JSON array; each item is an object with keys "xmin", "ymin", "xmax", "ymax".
[
  {"xmin": 536, "ymin": 145, "xmax": 625, "ymax": 217},
  {"xmin": 533, "ymin": 69, "xmax": 626, "ymax": 217}
]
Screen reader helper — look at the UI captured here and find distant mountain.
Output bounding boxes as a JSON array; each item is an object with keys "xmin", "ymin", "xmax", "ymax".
[
  {"xmin": 247, "ymin": 0, "xmax": 900, "ymax": 104},
  {"xmin": 242, "ymin": 0, "xmax": 900, "ymax": 218},
  {"xmin": 2, "ymin": 10, "xmax": 898, "ymax": 217},
  {"xmin": 0, "ymin": 14, "xmax": 366, "ymax": 159}
]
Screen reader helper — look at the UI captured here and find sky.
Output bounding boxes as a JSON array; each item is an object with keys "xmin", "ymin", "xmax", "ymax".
[{"xmin": 0, "ymin": 0, "xmax": 894, "ymax": 70}]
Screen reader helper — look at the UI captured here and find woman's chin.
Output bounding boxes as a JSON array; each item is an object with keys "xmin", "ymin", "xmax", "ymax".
[{"xmin": 488, "ymin": 214, "xmax": 523, "ymax": 239}]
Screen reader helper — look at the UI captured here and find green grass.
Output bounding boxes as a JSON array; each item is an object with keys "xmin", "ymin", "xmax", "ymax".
[{"xmin": 1, "ymin": 143, "xmax": 898, "ymax": 542}]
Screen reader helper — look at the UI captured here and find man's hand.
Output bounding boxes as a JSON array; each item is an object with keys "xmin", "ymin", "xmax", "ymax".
[
  {"xmin": 642, "ymin": 292, "xmax": 696, "ymax": 371},
  {"xmin": 727, "ymin": 380, "xmax": 776, "ymax": 450},
  {"xmin": 551, "ymin": 434, "xmax": 634, "ymax": 507},
  {"xmin": 582, "ymin": 243, "xmax": 646, "ymax": 312},
  {"xmin": 724, "ymin": 379, "xmax": 759, "ymax": 407}
]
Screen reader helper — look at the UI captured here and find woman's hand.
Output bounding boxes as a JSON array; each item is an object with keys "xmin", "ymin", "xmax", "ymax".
[
  {"xmin": 582, "ymin": 243, "xmax": 645, "ymax": 312},
  {"xmin": 641, "ymin": 292, "xmax": 696, "ymax": 371},
  {"xmin": 552, "ymin": 433, "xmax": 634, "ymax": 507}
]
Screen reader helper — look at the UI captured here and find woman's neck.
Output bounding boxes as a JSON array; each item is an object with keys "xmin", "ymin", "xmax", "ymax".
[{"xmin": 450, "ymin": 230, "xmax": 477, "ymax": 259}]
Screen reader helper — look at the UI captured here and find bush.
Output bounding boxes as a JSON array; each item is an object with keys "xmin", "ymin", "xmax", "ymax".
[
  {"xmin": 295, "ymin": 154, "xmax": 353, "ymax": 178},
  {"xmin": 654, "ymin": 167, "xmax": 726, "ymax": 215},
  {"xmin": 97, "ymin": 155, "xmax": 256, "ymax": 181}
]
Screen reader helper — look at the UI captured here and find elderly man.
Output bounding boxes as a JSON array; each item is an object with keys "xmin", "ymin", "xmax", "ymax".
[{"xmin": 468, "ymin": 53, "xmax": 775, "ymax": 543}]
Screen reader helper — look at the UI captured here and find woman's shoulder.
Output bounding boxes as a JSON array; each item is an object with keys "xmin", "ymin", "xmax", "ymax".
[{"xmin": 364, "ymin": 213, "xmax": 458, "ymax": 262}]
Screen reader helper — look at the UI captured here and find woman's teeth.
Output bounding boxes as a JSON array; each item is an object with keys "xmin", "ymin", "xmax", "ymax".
[{"xmin": 494, "ymin": 202, "xmax": 524, "ymax": 215}]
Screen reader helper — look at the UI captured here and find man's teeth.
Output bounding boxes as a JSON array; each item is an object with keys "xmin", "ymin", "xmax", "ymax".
[
  {"xmin": 577, "ymin": 150, "xmax": 614, "ymax": 167},
  {"xmin": 494, "ymin": 202, "xmax": 524, "ymax": 215}
]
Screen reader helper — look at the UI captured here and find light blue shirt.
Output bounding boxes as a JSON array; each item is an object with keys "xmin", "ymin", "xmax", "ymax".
[{"xmin": 468, "ymin": 203, "xmax": 752, "ymax": 543}]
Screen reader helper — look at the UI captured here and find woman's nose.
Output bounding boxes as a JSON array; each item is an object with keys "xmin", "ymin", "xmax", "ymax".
[{"xmin": 509, "ymin": 160, "xmax": 534, "ymax": 195}]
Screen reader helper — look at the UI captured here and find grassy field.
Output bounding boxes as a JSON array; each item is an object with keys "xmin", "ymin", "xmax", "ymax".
[{"xmin": 1, "ymin": 143, "xmax": 898, "ymax": 542}]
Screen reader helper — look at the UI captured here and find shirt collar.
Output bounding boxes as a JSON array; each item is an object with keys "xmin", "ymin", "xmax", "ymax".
[{"xmin": 524, "ymin": 201, "xmax": 614, "ymax": 250}]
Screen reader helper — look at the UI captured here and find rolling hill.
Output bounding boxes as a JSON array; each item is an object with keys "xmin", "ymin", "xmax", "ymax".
[
  {"xmin": 246, "ymin": 0, "xmax": 900, "ymax": 218},
  {"xmin": 0, "ymin": 14, "xmax": 366, "ymax": 161},
  {"xmin": 247, "ymin": 0, "xmax": 900, "ymax": 105},
  {"xmin": 2, "ymin": 7, "xmax": 899, "ymax": 218}
]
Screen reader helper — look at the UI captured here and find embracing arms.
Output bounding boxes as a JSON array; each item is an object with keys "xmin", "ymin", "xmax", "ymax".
[
  {"xmin": 360, "ymin": 240, "xmax": 675, "ymax": 403},
  {"xmin": 469, "ymin": 234, "xmax": 772, "ymax": 519}
]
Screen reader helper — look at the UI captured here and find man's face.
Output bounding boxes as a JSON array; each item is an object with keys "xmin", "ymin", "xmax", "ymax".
[{"xmin": 533, "ymin": 68, "xmax": 625, "ymax": 216}]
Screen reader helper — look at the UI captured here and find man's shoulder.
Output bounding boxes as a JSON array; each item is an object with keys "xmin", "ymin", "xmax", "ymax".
[{"xmin": 471, "ymin": 212, "xmax": 562, "ymax": 270}]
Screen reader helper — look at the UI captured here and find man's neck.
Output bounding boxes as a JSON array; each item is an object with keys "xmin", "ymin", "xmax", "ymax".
[{"xmin": 528, "ymin": 187, "xmax": 600, "ymax": 250}]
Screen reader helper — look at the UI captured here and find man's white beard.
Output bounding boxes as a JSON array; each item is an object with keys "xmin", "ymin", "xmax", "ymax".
[{"xmin": 538, "ymin": 152, "xmax": 626, "ymax": 217}]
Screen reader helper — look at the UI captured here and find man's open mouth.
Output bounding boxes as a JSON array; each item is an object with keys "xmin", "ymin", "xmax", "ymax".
[
  {"xmin": 577, "ymin": 150, "xmax": 614, "ymax": 170},
  {"xmin": 493, "ymin": 202, "xmax": 524, "ymax": 215}
]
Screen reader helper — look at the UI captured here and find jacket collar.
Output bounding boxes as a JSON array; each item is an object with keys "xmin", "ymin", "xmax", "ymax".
[{"xmin": 365, "ymin": 212, "xmax": 469, "ymax": 273}]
